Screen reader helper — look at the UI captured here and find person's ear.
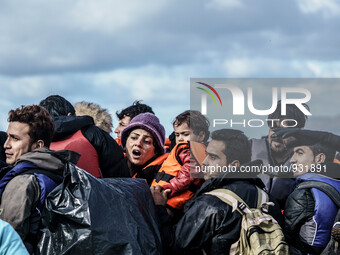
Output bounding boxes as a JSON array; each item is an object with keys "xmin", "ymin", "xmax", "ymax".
[
  {"xmin": 32, "ymin": 140, "xmax": 44, "ymax": 150},
  {"xmin": 315, "ymin": 153, "xmax": 326, "ymax": 164},
  {"xmin": 198, "ymin": 131, "xmax": 205, "ymax": 143},
  {"xmin": 229, "ymin": 160, "xmax": 240, "ymax": 167},
  {"xmin": 67, "ymin": 112, "xmax": 72, "ymax": 116}
]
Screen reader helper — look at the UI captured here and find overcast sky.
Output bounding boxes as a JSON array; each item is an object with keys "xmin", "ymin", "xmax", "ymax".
[{"xmin": 1, "ymin": 0, "xmax": 339, "ymax": 138}]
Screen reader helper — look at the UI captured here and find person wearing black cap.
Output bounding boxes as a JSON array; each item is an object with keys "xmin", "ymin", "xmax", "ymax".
[
  {"xmin": 273, "ymin": 128, "xmax": 340, "ymax": 254},
  {"xmin": 121, "ymin": 112, "xmax": 168, "ymax": 185},
  {"xmin": 251, "ymin": 101, "xmax": 309, "ymax": 209}
]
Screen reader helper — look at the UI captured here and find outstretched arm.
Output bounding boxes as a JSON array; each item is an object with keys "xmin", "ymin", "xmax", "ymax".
[{"xmin": 272, "ymin": 128, "xmax": 340, "ymax": 150}]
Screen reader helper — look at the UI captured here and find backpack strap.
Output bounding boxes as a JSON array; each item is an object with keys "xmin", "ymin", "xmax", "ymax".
[
  {"xmin": 256, "ymin": 187, "xmax": 267, "ymax": 208},
  {"xmin": 206, "ymin": 187, "xmax": 272, "ymax": 215},
  {"xmin": 255, "ymin": 186, "xmax": 273, "ymax": 213},
  {"xmin": 296, "ymin": 180, "xmax": 340, "ymax": 208},
  {"xmin": 205, "ymin": 189, "xmax": 252, "ymax": 214}
]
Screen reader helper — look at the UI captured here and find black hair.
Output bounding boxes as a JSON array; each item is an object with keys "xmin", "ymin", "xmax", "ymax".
[
  {"xmin": 310, "ymin": 143, "xmax": 336, "ymax": 163},
  {"xmin": 210, "ymin": 129, "xmax": 251, "ymax": 165},
  {"xmin": 267, "ymin": 100, "xmax": 309, "ymax": 128},
  {"xmin": 173, "ymin": 110, "xmax": 210, "ymax": 143},
  {"xmin": 39, "ymin": 95, "xmax": 75, "ymax": 117},
  {"xmin": 116, "ymin": 100, "xmax": 154, "ymax": 120}
]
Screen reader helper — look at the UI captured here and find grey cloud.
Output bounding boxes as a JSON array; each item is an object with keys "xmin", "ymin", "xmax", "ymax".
[{"xmin": 1, "ymin": 0, "xmax": 340, "ymax": 76}]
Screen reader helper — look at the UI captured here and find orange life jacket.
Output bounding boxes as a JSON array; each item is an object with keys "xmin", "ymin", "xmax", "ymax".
[
  {"xmin": 50, "ymin": 129, "xmax": 102, "ymax": 177},
  {"xmin": 115, "ymin": 137, "xmax": 122, "ymax": 147},
  {"xmin": 152, "ymin": 141, "xmax": 206, "ymax": 209},
  {"xmin": 132, "ymin": 153, "xmax": 169, "ymax": 185},
  {"xmin": 164, "ymin": 137, "xmax": 171, "ymax": 152}
]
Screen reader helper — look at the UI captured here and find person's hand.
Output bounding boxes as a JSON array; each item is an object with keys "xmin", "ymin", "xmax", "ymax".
[
  {"xmin": 150, "ymin": 185, "xmax": 171, "ymax": 206},
  {"xmin": 272, "ymin": 128, "xmax": 340, "ymax": 150}
]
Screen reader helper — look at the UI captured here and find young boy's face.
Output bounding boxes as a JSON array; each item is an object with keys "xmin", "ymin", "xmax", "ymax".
[{"xmin": 174, "ymin": 122, "xmax": 203, "ymax": 144}]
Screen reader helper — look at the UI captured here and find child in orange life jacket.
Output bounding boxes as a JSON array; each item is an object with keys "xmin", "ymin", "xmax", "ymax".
[{"xmin": 151, "ymin": 110, "xmax": 209, "ymax": 210}]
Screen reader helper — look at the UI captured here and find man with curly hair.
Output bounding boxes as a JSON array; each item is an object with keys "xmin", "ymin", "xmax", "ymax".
[{"xmin": 0, "ymin": 105, "xmax": 79, "ymax": 254}]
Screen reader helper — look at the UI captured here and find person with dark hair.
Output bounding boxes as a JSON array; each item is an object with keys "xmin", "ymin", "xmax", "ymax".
[
  {"xmin": 0, "ymin": 105, "xmax": 79, "ymax": 254},
  {"xmin": 114, "ymin": 100, "xmax": 154, "ymax": 144},
  {"xmin": 273, "ymin": 128, "xmax": 340, "ymax": 254},
  {"xmin": 151, "ymin": 129, "xmax": 283, "ymax": 254},
  {"xmin": 172, "ymin": 110, "xmax": 210, "ymax": 145},
  {"xmin": 40, "ymin": 95, "xmax": 76, "ymax": 117},
  {"xmin": 40, "ymin": 95, "xmax": 129, "ymax": 178},
  {"xmin": 151, "ymin": 110, "xmax": 208, "ymax": 211},
  {"xmin": 251, "ymin": 100, "xmax": 309, "ymax": 208},
  {"xmin": 265, "ymin": 100, "xmax": 308, "ymax": 164},
  {"xmin": 121, "ymin": 113, "xmax": 168, "ymax": 185},
  {"xmin": 202, "ymin": 129, "xmax": 251, "ymax": 179}
]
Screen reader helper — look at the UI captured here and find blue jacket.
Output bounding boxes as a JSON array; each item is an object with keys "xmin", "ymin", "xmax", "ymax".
[
  {"xmin": 0, "ymin": 219, "xmax": 29, "ymax": 255},
  {"xmin": 297, "ymin": 173, "xmax": 340, "ymax": 248},
  {"xmin": 285, "ymin": 163, "xmax": 340, "ymax": 254}
]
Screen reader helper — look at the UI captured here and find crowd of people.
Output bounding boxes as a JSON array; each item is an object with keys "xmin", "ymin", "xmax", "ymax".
[{"xmin": 0, "ymin": 95, "xmax": 339, "ymax": 254}]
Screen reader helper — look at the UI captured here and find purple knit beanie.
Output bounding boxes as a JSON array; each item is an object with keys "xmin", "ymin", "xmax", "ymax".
[{"xmin": 121, "ymin": 113, "xmax": 165, "ymax": 154}]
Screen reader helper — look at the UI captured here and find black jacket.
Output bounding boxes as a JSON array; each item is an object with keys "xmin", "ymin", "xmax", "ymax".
[
  {"xmin": 159, "ymin": 177, "xmax": 283, "ymax": 255},
  {"xmin": 53, "ymin": 116, "xmax": 129, "ymax": 178},
  {"xmin": 0, "ymin": 131, "xmax": 7, "ymax": 164}
]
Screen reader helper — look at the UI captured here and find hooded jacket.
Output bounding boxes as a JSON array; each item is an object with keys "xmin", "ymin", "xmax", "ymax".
[
  {"xmin": 284, "ymin": 163, "xmax": 340, "ymax": 255},
  {"xmin": 0, "ymin": 148, "xmax": 79, "ymax": 254},
  {"xmin": 51, "ymin": 115, "xmax": 129, "ymax": 178},
  {"xmin": 159, "ymin": 176, "xmax": 283, "ymax": 255}
]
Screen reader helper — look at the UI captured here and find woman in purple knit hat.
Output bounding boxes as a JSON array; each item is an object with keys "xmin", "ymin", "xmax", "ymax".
[{"xmin": 121, "ymin": 113, "xmax": 168, "ymax": 185}]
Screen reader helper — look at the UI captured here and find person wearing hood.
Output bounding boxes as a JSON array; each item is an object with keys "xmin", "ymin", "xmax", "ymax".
[
  {"xmin": 0, "ymin": 105, "xmax": 79, "ymax": 254},
  {"xmin": 273, "ymin": 128, "xmax": 340, "ymax": 255},
  {"xmin": 121, "ymin": 112, "xmax": 168, "ymax": 185},
  {"xmin": 151, "ymin": 129, "xmax": 283, "ymax": 254},
  {"xmin": 39, "ymin": 95, "xmax": 129, "ymax": 178}
]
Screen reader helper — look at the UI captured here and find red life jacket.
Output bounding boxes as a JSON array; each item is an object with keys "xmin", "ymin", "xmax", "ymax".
[
  {"xmin": 50, "ymin": 130, "xmax": 102, "ymax": 177},
  {"xmin": 152, "ymin": 141, "xmax": 206, "ymax": 209}
]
